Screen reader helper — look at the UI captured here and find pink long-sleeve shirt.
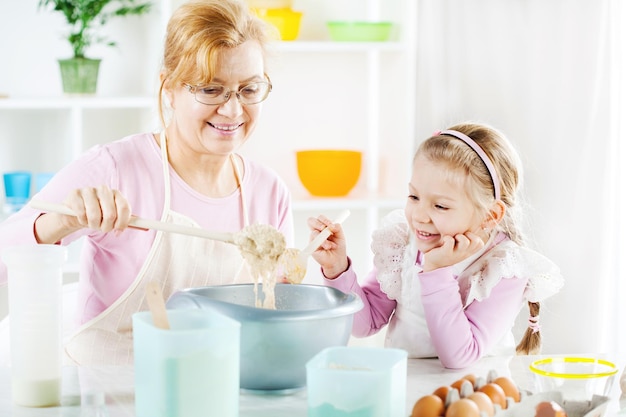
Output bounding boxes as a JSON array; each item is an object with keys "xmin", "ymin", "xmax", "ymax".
[
  {"xmin": 0, "ymin": 133, "xmax": 293, "ymax": 324},
  {"xmin": 324, "ymin": 215, "xmax": 563, "ymax": 369},
  {"xmin": 326, "ymin": 258, "xmax": 527, "ymax": 369}
]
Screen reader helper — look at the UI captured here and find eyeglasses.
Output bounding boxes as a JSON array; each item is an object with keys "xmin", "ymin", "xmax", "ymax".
[{"xmin": 185, "ymin": 80, "xmax": 272, "ymax": 105}]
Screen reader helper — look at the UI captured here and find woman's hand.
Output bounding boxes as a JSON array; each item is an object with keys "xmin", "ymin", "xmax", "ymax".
[
  {"xmin": 34, "ymin": 186, "xmax": 132, "ymax": 244},
  {"xmin": 307, "ymin": 214, "xmax": 349, "ymax": 279},
  {"xmin": 421, "ymin": 231, "xmax": 486, "ymax": 272}
]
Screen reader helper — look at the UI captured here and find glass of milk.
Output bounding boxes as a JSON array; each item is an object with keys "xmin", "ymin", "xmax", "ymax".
[{"xmin": 2, "ymin": 244, "xmax": 67, "ymax": 407}]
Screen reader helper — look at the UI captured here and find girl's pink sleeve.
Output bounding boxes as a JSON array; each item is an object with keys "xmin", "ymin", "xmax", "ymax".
[
  {"xmin": 419, "ymin": 268, "xmax": 527, "ymax": 369},
  {"xmin": 323, "ymin": 260, "xmax": 397, "ymax": 337}
]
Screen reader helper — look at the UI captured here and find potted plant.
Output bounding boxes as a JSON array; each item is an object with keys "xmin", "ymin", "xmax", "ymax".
[{"xmin": 38, "ymin": 0, "xmax": 152, "ymax": 94}]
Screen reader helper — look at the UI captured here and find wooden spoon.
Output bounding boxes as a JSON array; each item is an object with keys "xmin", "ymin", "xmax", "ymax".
[
  {"xmin": 29, "ymin": 200, "xmax": 236, "ymax": 243},
  {"xmin": 281, "ymin": 209, "xmax": 350, "ymax": 284},
  {"xmin": 146, "ymin": 281, "xmax": 170, "ymax": 330}
]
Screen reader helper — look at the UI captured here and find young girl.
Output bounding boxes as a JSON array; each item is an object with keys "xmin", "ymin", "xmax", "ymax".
[{"xmin": 309, "ymin": 122, "xmax": 564, "ymax": 369}]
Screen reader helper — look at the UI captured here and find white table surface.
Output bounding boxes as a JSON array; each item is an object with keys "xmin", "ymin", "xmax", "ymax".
[{"xmin": 0, "ymin": 355, "xmax": 624, "ymax": 416}]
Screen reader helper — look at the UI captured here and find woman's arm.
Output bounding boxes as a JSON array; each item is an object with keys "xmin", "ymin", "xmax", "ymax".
[{"xmin": 0, "ymin": 143, "xmax": 126, "ymax": 285}]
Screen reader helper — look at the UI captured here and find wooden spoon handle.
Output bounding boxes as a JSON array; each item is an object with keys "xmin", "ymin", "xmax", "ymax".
[
  {"xmin": 146, "ymin": 281, "xmax": 170, "ymax": 330},
  {"xmin": 29, "ymin": 200, "xmax": 235, "ymax": 243},
  {"xmin": 301, "ymin": 209, "xmax": 351, "ymax": 257}
]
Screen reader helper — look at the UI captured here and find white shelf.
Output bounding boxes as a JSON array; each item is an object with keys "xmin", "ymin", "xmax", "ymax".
[{"xmin": 0, "ymin": 96, "xmax": 154, "ymax": 109}]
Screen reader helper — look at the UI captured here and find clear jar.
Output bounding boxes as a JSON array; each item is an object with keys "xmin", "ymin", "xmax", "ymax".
[{"xmin": 80, "ymin": 391, "xmax": 109, "ymax": 417}]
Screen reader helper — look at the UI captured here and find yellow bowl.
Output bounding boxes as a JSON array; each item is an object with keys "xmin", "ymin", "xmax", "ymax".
[
  {"xmin": 253, "ymin": 8, "xmax": 302, "ymax": 41},
  {"xmin": 296, "ymin": 150, "xmax": 362, "ymax": 197}
]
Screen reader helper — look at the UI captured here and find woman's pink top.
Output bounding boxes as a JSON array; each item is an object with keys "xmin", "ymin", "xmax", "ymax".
[{"xmin": 0, "ymin": 133, "xmax": 293, "ymax": 323}]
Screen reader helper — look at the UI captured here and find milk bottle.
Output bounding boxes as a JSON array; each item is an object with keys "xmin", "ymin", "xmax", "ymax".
[{"xmin": 2, "ymin": 244, "xmax": 67, "ymax": 407}]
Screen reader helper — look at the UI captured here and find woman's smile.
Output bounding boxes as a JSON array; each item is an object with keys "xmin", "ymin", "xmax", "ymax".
[{"xmin": 209, "ymin": 121, "xmax": 244, "ymax": 133}]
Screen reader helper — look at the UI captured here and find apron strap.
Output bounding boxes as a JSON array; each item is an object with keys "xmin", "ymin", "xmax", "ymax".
[
  {"xmin": 230, "ymin": 153, "xmax": 249, "ymax": 227},
  {"xmin": 159, "ymin": 131, "xmax": 249, "ymax": 227},
  {"xmin": 159, "ymin": 131, "xmax": 172, "ymax": 220}
]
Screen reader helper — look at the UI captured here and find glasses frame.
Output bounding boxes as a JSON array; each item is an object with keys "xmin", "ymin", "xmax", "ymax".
[{"xmin": 184, "ymin": 76, "xmax": 273, "ymax": 106}]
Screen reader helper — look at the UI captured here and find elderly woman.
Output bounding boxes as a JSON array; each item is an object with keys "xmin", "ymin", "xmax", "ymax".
[{"xmin": 0, "ymin": 0, "xmax": 293, "ymax": 365}]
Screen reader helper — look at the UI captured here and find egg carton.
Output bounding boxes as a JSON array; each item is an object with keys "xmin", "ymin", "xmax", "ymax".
[
  {"xmin": 443, "ymin": 369, "xmax": 610, "ymax": 417},
  {"xmin": 498, "ymin": 391, "xmax": 610, "ymax": 417}
]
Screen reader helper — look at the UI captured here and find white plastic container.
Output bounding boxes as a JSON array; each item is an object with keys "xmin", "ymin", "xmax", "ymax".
[
  {"xmin": 133, "ymin": 309, "xmax": 240, "ymax": 417},
  {"xmin": 2, "ymin": 244, "xmax": 67, "ymax": 407},
  {"xmin": 306, "ymin": 346, "xmax": 408, "ymax": 417}
]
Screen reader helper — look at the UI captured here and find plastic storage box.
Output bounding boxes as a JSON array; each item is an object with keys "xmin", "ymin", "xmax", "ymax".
[{"xmin": 306, "ymin": 346, "xmax": 407, "ymax": 417}]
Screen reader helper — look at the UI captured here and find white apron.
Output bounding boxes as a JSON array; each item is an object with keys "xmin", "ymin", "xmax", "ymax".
[
  {"xmin": 384, "ymin": 236, "xmax": 515, "ymax": 358},
  {"xmin": 64, "ymin": 132, "xmax": 251, "ymax": 365},
  {"xmin": 373, "ymin": 211, "xmax": 514, "ymax": 358}
]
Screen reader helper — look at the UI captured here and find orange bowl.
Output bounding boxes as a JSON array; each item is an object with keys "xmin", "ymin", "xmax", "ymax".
[{"xmin": 296, "ymin": 150, "xmax": 362, "ymax": 197}]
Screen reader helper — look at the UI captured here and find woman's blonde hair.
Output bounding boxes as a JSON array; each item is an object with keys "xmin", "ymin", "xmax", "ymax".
[
  {"xmin": 157, "ymin": 0, "xmax": 275, "ymax": 125},
  {"xmin": 415, "ymin": 122, "xmax": 541, "ymax": 355}
]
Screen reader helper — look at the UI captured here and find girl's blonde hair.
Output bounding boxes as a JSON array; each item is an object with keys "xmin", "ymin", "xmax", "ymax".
[
  {"xmin": 157, "ymin": 0, "xmax": 275, "ymax": 125},
  {"xmin": 416, "ymin": 122, "xmax": 541, "ymax": 355}
]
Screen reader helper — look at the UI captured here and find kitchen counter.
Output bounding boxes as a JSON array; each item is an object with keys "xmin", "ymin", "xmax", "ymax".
[{"xmin": 0, "ymin": 355, "xmax": 623, "ymax": 416}]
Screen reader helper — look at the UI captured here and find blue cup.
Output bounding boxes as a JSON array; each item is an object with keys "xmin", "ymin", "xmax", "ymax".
[
  {"xmin": 35, "ymin": 172, "xmax": 55, "ymax": 193},
  {"xmin": 3, "ymin": 171, "xmax": 32, "ymax": 212}
]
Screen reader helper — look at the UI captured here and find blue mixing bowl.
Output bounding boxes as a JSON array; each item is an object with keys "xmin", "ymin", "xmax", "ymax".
[{"xmin": 166, "ymin": 283, "xmax": 363, "ymax": 393}]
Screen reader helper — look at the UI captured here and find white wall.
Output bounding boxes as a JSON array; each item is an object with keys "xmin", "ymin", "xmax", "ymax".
[
  {"xmin": 412, "ymin": 0, "xmax": 623, "ymax": 356},
  {"xmin": 0, "ymin": 1, "xmax": 162, "ymax": 97}
]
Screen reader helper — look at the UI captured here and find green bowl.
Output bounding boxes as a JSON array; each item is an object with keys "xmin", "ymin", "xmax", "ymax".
[{"xmin": 326, "ymin": 21, "xmax": 393, "ymax": 42}]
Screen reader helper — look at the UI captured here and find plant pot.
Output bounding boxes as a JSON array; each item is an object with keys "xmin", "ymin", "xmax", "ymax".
[{"xmin": 58, "ymin": 58, "xmax": 101, "ymax": 94}]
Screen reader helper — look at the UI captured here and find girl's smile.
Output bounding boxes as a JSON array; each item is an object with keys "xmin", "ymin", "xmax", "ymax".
[{"xmin": 405, "ymin": 155, "xmax": 485, "ymax": 253}]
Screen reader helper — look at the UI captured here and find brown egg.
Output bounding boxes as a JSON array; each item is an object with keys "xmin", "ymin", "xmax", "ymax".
[
  {"xmin": 535, "ymin": 401, "xmax": 567, "ymax": 417},
  {"xmin": 411, "ymin": 394, "xmax": 445, "ymax": 417},
  {"xmin": 478, "ymin": 382, "xmax": 507, "ymax": 409},
  {"xmin": 468, "ymin": 392, "xmax": 495, "ymax": 417},
  {"xmin": 432, "ymin": 385, "xmax": 452, "ymax": 403},
  {"xmin": 493, "ymin": 376, "xmax": 521, "ymax": 402},
  {"xmin": 451, "ymin": 379, "xmax": 474, "ymax": 398},
  {"xmin": 451, "ymin": 378, "xmax": 469, "ymax": 392},
  {"xmin": 445, "ymin": 398, "xmax": 480, "ymax": 417},
  {"xmin": 462, "ymin": 373, "xmax": 477, "ymax": 386}
]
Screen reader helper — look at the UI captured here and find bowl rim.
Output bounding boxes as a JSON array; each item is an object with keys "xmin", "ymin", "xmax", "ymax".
[
  {"xmin": 529, "ymin": 357, "xmax": 619, "ymax": 379},
  {"xmin": 296, "ymin": 149, "xmax": 362, "ymax": 154},
  {"xmin": 168, "ymin": 283, "xmax": 364, "ymax": 322}
]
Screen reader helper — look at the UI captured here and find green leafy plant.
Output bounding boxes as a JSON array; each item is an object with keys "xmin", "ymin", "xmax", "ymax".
[{"xmin": 38, "ymin": 0, "xmax": 153, "ymax": 59}]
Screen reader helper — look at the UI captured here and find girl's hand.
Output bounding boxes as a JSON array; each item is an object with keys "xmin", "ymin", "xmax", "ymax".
[
  {"xmin": 422, "ymin": 231, "xmax": 486, "ymax": 272},
  {"xmin": 34, "ymin": 186, "xmax": 132, "ymax": 244},
  {"xmin": 307, "ymin": 214, "xmax": 349, "ymax": 279}
]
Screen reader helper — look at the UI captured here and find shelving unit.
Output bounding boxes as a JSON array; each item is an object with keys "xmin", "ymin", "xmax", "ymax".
[
  {"xmin": 0, "ymin": 0, "xmax": 417, "ymax": 281},
  {"xmin": 0, "ymin": 97, "xmax": 157, "ymax": 164}
]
